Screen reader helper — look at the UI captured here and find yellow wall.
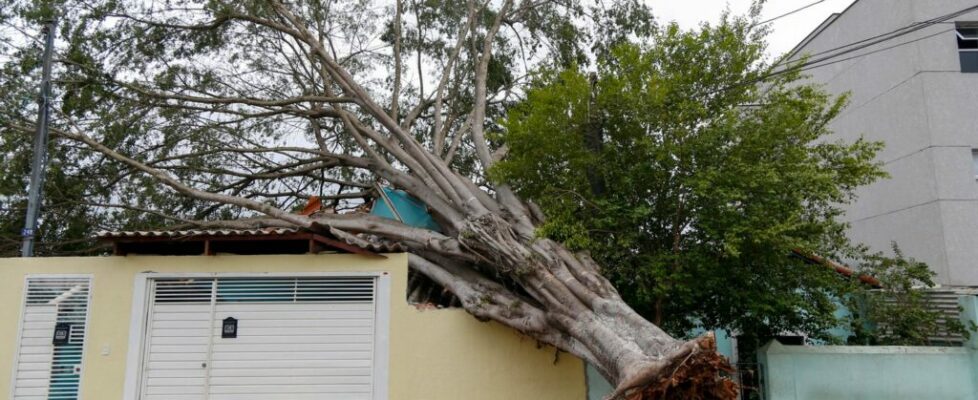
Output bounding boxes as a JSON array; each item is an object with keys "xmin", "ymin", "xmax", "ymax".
[{"xmin": 0, "ymin": 254, "xmax": 585, "ymax": 400}]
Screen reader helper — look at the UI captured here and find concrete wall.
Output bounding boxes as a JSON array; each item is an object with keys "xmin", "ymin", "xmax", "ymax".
[
  {"xmin": 760, "ymin": 295, "xmax": 978, "ymax": 400},
  {"xmin": 758, "ymin": 341, "xmax": 978, "ymax": 400},
  {"xmin": 789, "ymin": 0, "xmax": 978, "ymax": 285},
  {"xmin": 0, "ymin": 254, "xmax": 585, "ymax": 400}
]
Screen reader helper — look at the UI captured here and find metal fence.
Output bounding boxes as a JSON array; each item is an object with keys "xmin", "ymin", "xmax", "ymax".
[{"xmin": 736, "ymin": 363, "xmax": 764, "ymax": 400}]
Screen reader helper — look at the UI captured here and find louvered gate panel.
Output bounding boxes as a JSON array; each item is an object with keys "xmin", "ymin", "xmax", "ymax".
[
  {"xmin": 142, "ymin": 279, "xmax": 214, "ymax": 400},
  {"xmin": 924, "ymin": 290, "xmax": 967, "ymax": 346},
  {"xmin": 11, "ymin": 277, "xmax": 92, "ymax": 400},
  {"xmin": 876, "ymin": 289, "xmax": 968, "ymax": 346},
  {"xmin": 142, "ymin": 276, "xmax": 377, "ymax": 400}
]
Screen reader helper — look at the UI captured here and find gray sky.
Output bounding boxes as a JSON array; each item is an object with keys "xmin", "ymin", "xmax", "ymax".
[{"xmin": 649, "ymin": 0, "xmax": 857, "ymax": 57}]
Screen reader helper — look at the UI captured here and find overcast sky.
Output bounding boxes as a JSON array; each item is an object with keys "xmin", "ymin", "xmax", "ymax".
[{"xmin": 649, "ymin": 0, "xmax": 857, "ymax": 57}]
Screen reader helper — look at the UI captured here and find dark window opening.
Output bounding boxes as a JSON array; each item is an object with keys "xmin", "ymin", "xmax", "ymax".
[
  {"xmin": 406, "ymin": 268, "xmax": 460, "ymax": 308},
  {"xmin": 774, "ymin": 335, "xmax": 806, "ymax": 346},
  {"xmin": 962, "ymin": 53, "xmax": 978, "ymax": 73},
  {"xmin": 957, "ymin": 24, "xmax": 978, "ymax": 72}
]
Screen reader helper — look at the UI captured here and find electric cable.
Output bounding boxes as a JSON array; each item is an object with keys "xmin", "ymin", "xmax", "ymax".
[
  {"xmin": 755, "ymin": 0, "xmax": 826, "ymax": 26},
  {"xmin": 780, "ymin": 4, "xmax": 978, "ymax": 73},
  {"xmin": 715, "ymin": 3, "xmax": 978, "ymax": 94}
]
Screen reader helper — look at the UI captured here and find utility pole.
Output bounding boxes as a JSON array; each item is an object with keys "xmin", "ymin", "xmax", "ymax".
[{"xmin": 21, "ymin": 19, "xmax": 57, "ymax": 257}]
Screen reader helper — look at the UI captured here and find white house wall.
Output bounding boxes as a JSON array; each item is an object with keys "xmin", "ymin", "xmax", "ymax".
[{"xmin": 0, "ymin": 255, "xmax": 587, "ymax": 400}]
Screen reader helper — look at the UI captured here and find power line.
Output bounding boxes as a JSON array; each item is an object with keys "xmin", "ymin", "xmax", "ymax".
[
  {"xmin": 749, "ymin": 4, "xmax": 978, "ymax": 86},
  {"xmin": 755, "ymin": 0, "xmax": 826, "ymax": 26},
  {"xmin": 797, "ymin": 28, "xmax": 954, "ymax": 74},
  {"xmin": 801, "ymin": 6, "xmax": 977, "ymax": 62}
]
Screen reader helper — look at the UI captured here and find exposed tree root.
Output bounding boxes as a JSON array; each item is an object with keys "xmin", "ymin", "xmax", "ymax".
[{"xmin": 606, "ymin": 334, "xmax": 738, "ymax": 400}]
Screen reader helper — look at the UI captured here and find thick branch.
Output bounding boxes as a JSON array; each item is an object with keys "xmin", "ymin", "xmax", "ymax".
[
  {"xmin": 431, "ymin": 0, "xmax": 477, "ymax": 155},
  {"xmin": 468, "ymin": 0, "xmax": 513, "ymax": 169},
  {"xmin": 391, "ymin": 0, "xmax": 403, "ymax": 120},
  {"xmin": 56, "ymin": 126, "xmax": 470, "ymax": 260}
]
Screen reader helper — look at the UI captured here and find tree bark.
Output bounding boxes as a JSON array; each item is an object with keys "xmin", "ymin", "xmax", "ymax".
[{"xmin": 422, "ymin": 214, "xmax": 736, "ymax": 399}]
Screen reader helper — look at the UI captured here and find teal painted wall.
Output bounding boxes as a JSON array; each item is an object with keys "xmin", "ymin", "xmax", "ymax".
[
  {"xmin": 759, "ymin": 341, "xmax": 977, "ymax": 400},
  {"xmin": 760, "ymin": 295, "xmax": 978, "ymax": 400},
  {"xmin": 961, "ymin": 295, "xmax": 978, "ymax": 350},
  {"xmin": 684, "ymin": 328, "xmax": 736, "ymax": 360},
  {"xmin": 826, "ymin": 295, "xmax": 855, "ymax": 342},
  {"xmin": 962, "ymin": 295, "xmax": 978, "ymax": 395},
  {"xmin": 586, "ymin": 363, "xmax": 614, "ymax": 400},
  {"xmin": 715, "ymin": 329, "xmax": 735, "ymax": 360}
]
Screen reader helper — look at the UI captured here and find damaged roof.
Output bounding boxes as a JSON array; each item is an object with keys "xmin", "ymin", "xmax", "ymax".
[{"xmin": 97, "ymin": 227, "xmax": 457, "ymax": 308}]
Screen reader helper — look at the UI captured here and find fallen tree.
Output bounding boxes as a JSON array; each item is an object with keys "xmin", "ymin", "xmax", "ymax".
[{"xmin": 0, "ymin": 0, "xmax": 747, "ymax": 397}]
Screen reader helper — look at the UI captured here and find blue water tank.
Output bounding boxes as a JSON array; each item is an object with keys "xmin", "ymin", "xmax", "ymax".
[{"xmin": 370, "ymin": 187, "xmax": 442, "ymax": 232}]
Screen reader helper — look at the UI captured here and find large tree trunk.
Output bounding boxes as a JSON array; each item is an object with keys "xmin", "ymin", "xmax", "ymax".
[{"xmin": 410, "ymin": 214, "xmax": 736, "ymax": 399}]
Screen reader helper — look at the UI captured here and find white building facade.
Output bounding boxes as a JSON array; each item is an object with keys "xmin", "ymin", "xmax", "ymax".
[{"xmin": 788, "ymin": 0, "xmax": 978, "ymax": 286}]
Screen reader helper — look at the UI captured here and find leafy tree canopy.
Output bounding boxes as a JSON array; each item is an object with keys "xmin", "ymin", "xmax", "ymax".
[
  {"xmin": 0, "ymin": 0, "xmax": 656, "ymax": 256},
  {"xmin": 491, "ymin": 12, "xmax": 889, "ymax": 341}
]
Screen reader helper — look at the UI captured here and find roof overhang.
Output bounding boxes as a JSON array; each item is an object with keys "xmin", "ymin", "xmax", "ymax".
[{"xmin": 97, "ymin": 228, "xmax": 402, "ymax": 258}]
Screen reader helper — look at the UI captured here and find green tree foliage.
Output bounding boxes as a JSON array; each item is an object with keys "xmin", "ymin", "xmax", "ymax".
[
  {"xmin": 1, "ymin": 0, "xmax": 252, "ymax": 255},
  {"xmin": 492, "ymin": 13, "xmax": 889, "ymax": 341},
  {"xmin": 0, "ymin": 0, "xmax": 656, "ymax": 256},
  {"xmin": 849, "ymin": 245, "xmax": 971, "ymax": 346}
]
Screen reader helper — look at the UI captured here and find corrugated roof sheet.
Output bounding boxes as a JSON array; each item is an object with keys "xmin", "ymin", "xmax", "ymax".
[
  {"xmin": 96, "ymin": 227, "xmax": 406, "ymax": 253},
  {"xmin": 325, "ymin": 228, "xmax": 407, "ymax": 253},
  {"xmin": 96, "ymin": 228, "xmax": 300, "ymax": 238}
]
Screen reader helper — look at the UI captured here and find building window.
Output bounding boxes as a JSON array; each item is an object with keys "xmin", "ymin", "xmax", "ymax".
[{"xmin": 958, "ymin": 24, "xmax": 978, "ymax": 73}]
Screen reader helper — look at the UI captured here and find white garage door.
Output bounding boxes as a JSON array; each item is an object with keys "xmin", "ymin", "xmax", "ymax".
[{"xmin": 140, "ymin": 276, "xmax": 379, "ymax": 400}]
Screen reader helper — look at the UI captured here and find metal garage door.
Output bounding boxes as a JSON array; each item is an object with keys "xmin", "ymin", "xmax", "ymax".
[
  {"xmin": 10, "ymin": 276, "xmax": 92, "ymax": 400},
  {"xmin": 140, "ymin": 276, "xmax": 377, "ymax": 400}
]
